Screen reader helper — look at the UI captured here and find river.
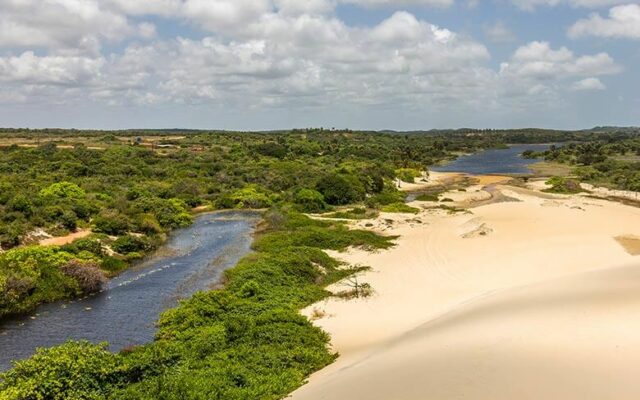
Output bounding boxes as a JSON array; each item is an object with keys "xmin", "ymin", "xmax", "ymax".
[
  {"xmin": 431, "ymin": 144, "xmax": 554, "ymax": 175},
  {"xmin": 0, "ymin": 211, "xmax": 259, "ymax": 370}
]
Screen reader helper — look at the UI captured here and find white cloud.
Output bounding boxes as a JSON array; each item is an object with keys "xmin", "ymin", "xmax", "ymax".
[
  {"xmin": 0, "ymin": 52, "xmax": 104, "ymax": 85},
  {"xmin": 569, "ymin": 4, "xmax": 640, "ymax": 39},
  {"xmin": 340, "ymin": 0, "xmax": 454, "ymax": 7},
  {"xmin": 106, "ymin": 0, "xmax": 183, "ymax": 16},
  {"xmin": 499, "ymin": 41, "xmax": 619, "ymax": 97},
  {"xmin": 510, "ymin": 0, "xmax": 630, "ymax": 11},
  {"xmin": 0, "ymin": 0, "xmax": 139, "ymax": 53},
  {"xmin": 571, "ymin": 77, "xmax": 606, "ymax": 90},
  {"xmin": 0, "ymin": 2, "xmax": 621, "ymax": 117},
  {"xmin": 182, "ymin": 0, "xmax": 273, "ymax": 33},
  {"xmin": 501, "ymin": 41, "xmax": 620, "ymax": 79},
  {"xmin": 0, "ymin": 10, "xmax": 494, "ymax": 110}
]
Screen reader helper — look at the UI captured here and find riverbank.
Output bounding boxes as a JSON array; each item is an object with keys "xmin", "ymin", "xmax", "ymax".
[
  {"xmin": 0, "ymin": 212, "xmax": 259, "ymax": 370},
  {"xmin": 291, "ymin": 175, "xmax": 640, "ymax": 399}
]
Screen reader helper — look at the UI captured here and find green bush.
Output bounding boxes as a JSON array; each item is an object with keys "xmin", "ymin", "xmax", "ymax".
[
  {"xmin": 293, "ymin": 189, "xmax": 327, "ymax": 213},
  {"xmin": 6, "ymin": 195, "xmax": 33, "ymax": 216},
  {"xmin": 366, "ymin": 183, "xmax": 405, "ymax": 207},
  {"xmin": 112, "ymin": 235, "xmax": 150, "ymax": 254},
  {"xmin": 62, "ymin": 238, "xmax": 103, "ymax": 256},
  {"xmin": 0, "ymin": 246, "xmax": 93, "ymax": 317},
  {"xmin": 93, "ymin": 210, "xmax": 131, "ymax": 235},
  {"xmin": 0, "ymin": 341, "xmax": 123, "ymax": 400},
  {"xmin": 544, "ymin": 176, "xmax": 583, "ymax": 194},
  {"xmin": 316, "ymin": 173, "xmax": 366, "ymax": 205},
  {"xmin": 230, "ymin": 186, "xmax": 273, "ymax": 209},
  {"xmin": 134, "ymin": 198, "xmax": 193, "ymax": 229},
  {"xmin": 39, "ymin": 182, "xmax": 86, "ymax": 200},
  {"xmin": 100, "ymin": 256, "xmax": 128, "ymax": 275},
  {"xmin": 395, "ymin": 168, "xmax": 422, "ymax": 183}
]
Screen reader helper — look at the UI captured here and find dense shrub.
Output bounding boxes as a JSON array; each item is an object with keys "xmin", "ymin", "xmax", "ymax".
[
  {"xmin": 134, "ymin": 214, "xmax": 163, "ymax": 235},
  {"xmin": 0, "ymin": 341, "xmax": 123, "ymax": 400},
  {"xmin": 545, "ymin": 176, "xmax": 583, "ymax": 194},
  {"xmin": 62, "ymin": 238, "xmax": 104, "ymax": 256},
  {"xmin": 316, "ymin": 173, "xmax": 366, "ymax": 205},
  {"xmin": 134, "ymin": 198, "xmax": 193, "ymax": 229},
  {"xmin": 230, "ymin": 186, "xmax": 273, "ymax": 209},
  {"xmin": 395, "ymin": 168, "xmax": 422, "ymax": 183},
  {"xmin": 366, "ymin": 183, "xmax": 406, "ymax": 207},
  {"xmin": 60, "ymin": 260, "xmax": 107, "ymax": 294},
  {"xmin": 254, "ymin": 142, "xmax": 288, "ymax": 159},
  {"xmin": 6, "ymin": 195, "xmax": 33, "ymax": 216},
  {"xmin": 93, "ymin": 210, "xmax": 131, "ymax": 235},
  {"xmin": 39, "ymin": 182, "xmax": 86, "ymax": 200},
  {"xmin": 0, "ymin": 246, "xmax": 89, "ymax": 317},
  {"xmin": 112, "ymin": 235, "xmax": 150, "ymax": 254},
  {"xmin": 293, "ymin": 189, "xmax": 327, "ymax": 213}
]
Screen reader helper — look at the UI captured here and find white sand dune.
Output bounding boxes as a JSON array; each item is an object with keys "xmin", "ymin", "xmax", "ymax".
[{"xmin": 292, "ymin": 183, "xmax": 640, "ymax": 400}]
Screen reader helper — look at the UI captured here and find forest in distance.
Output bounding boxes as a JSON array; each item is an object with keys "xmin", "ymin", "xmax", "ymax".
[{"xmin": 0, "ymin": 126, "xmax": 640, "ymax": 399}]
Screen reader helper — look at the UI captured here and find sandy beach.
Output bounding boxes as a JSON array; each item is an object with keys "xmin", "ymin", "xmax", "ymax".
[{"xmin": 292, "ymin": 174, "xmax": 640, "ymax": 400}]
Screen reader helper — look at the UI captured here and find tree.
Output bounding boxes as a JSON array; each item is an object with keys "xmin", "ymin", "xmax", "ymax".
[
  {"xmin": 294, "ymin": 189, "xmax": 327, "ymax": 213},
  {"xmin": 93, "ymin": 210, "xmax": 130, "ymax": 235},
  {"xmin": 39, "ymin": 182, "xmax": 85, "ymax": 200},
  {"xmin": 316, "ymin": 173, "xmax": 366, "ymax": 205}
]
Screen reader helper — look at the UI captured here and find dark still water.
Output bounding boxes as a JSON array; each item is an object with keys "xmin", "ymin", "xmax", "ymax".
[
  {"xmin": 432, "ymin": 144, "xmax": 553, "ymax": 175},
  {"xmin": 0, "ymin": 211, "xmax": 259, "ymax": 370}
]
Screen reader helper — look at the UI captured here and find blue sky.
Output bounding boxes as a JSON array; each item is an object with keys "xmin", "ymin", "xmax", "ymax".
[{"xmin": 0, "ymin": 0, "xmax": 638, "ymax": 130}]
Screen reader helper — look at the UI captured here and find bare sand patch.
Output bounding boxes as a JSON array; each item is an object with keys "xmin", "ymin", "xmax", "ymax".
[
  {"xmin": 470, "ymin": 174, "xmax": 511, "ymax": 185},
  {"xmin": 40, "ymin": 230, "xmax": 92, "ymax": 246},
  {"xmin": 293, "ymin": 185, "xmax": 640, "ymax": 400}
]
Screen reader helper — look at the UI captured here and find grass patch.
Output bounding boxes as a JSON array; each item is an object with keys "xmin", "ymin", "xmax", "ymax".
[
  {"xmin": 414, "ymin": 193, "xmax": 440, "ymax": 202},
  {"xmin": 529, "ymin": 162, "xmax": 574, "ymax": 177},
  {"xmin": 380, "ymin": 203, "xmax": 420, "ymax": 214},
  {"xmin": 323, "ymin": 207, "xmax": 379, "ymax": 220}
]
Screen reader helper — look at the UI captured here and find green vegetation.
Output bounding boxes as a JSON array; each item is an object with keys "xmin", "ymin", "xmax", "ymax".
[
  {"xmin": 3, "ymin": 127, "xmax": 636, "ymax": 399},
  {"xmin": 6, "ymin": 128, "xmax": 634, "ymax": 318},
  {"xmin": 0, "ymin": 246, "xmax": 100, "ymax": 318},
  {"xmin": 533, "ymin": 138, "xmax": 640, "ymax": 192},
  {"xmin": 323, "ymin": 207, "xmax": 379, "ymax": 220},
  {"xmin": 544, "ymin": 177, "xmax": 584, "ymax": 194},
  {"xmin": 381, "ymin": 203, "xmax": 421, "ymax": 214},
  {"xmin": 0, "ymin": 210, "xmax": 395, "ymax": 400},
  {"xmin": 0, "ymin": 129, "xmax": 504, "ymax": 317},
  {"xmin": 395, "ymin": 168, "xmax": 422, "ymax": 183}
]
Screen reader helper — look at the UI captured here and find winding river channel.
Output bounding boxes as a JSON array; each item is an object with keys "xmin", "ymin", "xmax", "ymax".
[{"xmin": 0, "ymin": 211, "xmax": 260, "ymax": 370}]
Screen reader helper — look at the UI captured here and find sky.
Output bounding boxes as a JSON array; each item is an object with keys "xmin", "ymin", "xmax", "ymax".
[{"xmin": 0, "ymin": 0, "xmax": 639, "ymax": 131}]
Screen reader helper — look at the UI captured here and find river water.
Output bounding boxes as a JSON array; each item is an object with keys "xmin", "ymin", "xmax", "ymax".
[
  {"xmin": 431, "ymin": 144, "xmax": 553, "ymax": 175},
  {"xmin": 0, "ymin": 211, "xmax": 259, "ymax": 370}
]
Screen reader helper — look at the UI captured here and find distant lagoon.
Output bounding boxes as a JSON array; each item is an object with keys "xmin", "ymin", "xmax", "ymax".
[{"xmin": 431, "ymin": 144, "xmax": 555, "ymax": 175}]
